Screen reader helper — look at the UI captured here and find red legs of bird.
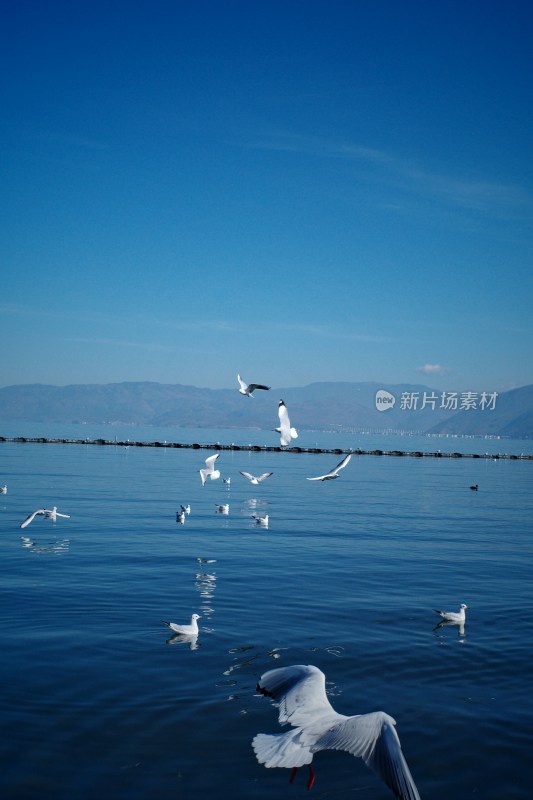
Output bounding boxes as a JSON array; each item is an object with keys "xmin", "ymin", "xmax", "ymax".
[{"xmin": 289, "ymin": 766, "xmax": 316, "ymax": 790}]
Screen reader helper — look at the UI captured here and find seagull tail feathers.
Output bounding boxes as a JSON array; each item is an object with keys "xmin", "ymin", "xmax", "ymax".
[{"xmin": 252, "ymin": 730, "xmax": 312, "ymax": 769}]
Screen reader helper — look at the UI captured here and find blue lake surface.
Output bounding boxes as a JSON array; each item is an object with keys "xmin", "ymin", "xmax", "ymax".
[{"xmin": 1, "ymin": 424, "xmax": 532, "ymax": 799}]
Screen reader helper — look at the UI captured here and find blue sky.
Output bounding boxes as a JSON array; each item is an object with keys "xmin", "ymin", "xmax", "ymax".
[{"xmin": 2, "ymin": 0, "xmax": 532, "ymax": 393}]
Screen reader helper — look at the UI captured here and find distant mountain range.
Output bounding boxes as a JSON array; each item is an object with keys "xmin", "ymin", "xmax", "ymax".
[{"xmin": 0, "ymin": 381, "xmax": 531, "ymax": 438}]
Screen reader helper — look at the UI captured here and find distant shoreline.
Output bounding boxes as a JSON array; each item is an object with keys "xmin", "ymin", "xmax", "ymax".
[{"xmin": 1, "ymin": 435, "xmax": 531, "ymax": 460}]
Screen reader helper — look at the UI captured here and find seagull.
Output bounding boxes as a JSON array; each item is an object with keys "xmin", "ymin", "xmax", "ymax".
[
  {"xmin": 200, "ymin": 454, "xmax": 221, "ymax": 486},
  {"xmin": 162, "ymin": 613, "xmax": 201, "ymax": 636},
  {"xmin": 240, "ymin": 471, "xmax": 273, "ymax": 485},
  {"xmin": 176, "ymin": 510, "xmax": 186, "ymax": 524},
  {"xmin": 20, "ymin": 507, "xmax": 71, "ymax": 529},
  {"xmin": 223, "ymin": 478, "xmax": 231, "ymax": 485},
  {"xmin": 433, "ymin": 603, "xmax": 468, "ymax": 623},
  {"xmin": 469, "ymin": 484, "xmax": 478, "ymax": 491},
  {"xmin": 253, "ymin": 664, "xmax": 420, "ymax": 799},
  {"xmin": 307, "ymin": 454, "xmax": 352, "ymax": 481},
  {"xmin": 0, "ymin": 485, "xmax": 7, "ymax": 494},
  {"xmin": 252, "ymin": 513, "xmax": 269, "ymax": 527},
  {"xmin": 181, "ymin": 504, "xmax": 191, "ymax": 515},
  {"xmin": 215, "ymin": 503, "xmax": 229, "ymax": 514},
  {"xmin": 276, "ymin": 400, "xmax": 298, "ymax": 447},
  {"xmin": 238, "ymin": 374, "xmax": 271, "ymax": 397}
]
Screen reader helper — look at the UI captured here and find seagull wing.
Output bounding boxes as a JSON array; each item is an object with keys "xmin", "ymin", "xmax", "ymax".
[
  {"xmin": 333, "ymin": 453, "xmax": 352, "ymax": 474},
  {"xmin": 205, "ymin": 454, "xmax": 220, "ymax": 470},
  {"xmin": 277, "ymin": 401, "xmax": 294, "ymax": 446},
  {"xmin": 20, "ymin": 509, "xmax": 46, "ymax": 529},
  {"xmin": 257, "ymin": 665, "xmax": 336, "ymax": 728},
  {"xmin": 240, "ymin": 471, "xmax": 255, "ymax": 481},
  {"xmin": 316, "ymin": 712, "xmax": 421, "ymax": 800},
  {"xmin": 237, "ymin": 374, "xmax": 248, "ymax": 392},
  {"xmin": 257, "ymin": 472, "xmax": 273, "ymax": 482},
  {"xmin": 247, "ymin": 383, "xmax": 271, "ymax": 393}
]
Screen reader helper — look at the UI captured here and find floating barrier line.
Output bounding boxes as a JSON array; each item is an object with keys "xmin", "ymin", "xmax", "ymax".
[{"xmin": 1, "ymin": 436, "xmax": 531, "ymax": 460}]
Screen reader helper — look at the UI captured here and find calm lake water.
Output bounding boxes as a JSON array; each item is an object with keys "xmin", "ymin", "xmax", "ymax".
[{"xmin": 1, "ymin": 424, "xmax": 532, "ymax": 799}]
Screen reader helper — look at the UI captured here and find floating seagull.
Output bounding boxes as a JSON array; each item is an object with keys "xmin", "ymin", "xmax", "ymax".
[
  {"xmin": 200, "ymin": 454, "xmax": 221, "ymax": 486},
  {"xmin": 433, "ymin": 603, "xmax": 468, "ymax": 623},
  {"xmin": 215, "ymin": 503, "xmax": 229, "ymax": 514},
  {"xmin": 252, "ymin": 513, "xmax": 269, "ymax": 527},
  {"xmin": 20, "ymin": 507, "xmax": 71, "ymax": 529},
  {"xmin": 253, "ymin": 664, "xmax": 420, "ymax": 798},
  {"xmin": 240, "ymin": 471, "xmax": 273, "ymax": 485},
  {"xmin": 469, "ymin": 484, "xmax": 478, "ymax": 491},
  {"xmin": 181, "ymin": 504, "xmax": 191, "ymax": 515},
  {"xmin": 238, "ymin": 374, "xmax": 271, "ymax": 397},
  {"xmin": 176, "ymin": 510, "xmax": 186, "ymax": 524},
  {"xmin": 276, "ymin": 400, "xmax": 298, "ymax": 447},
  {"xmin": 307, "ymin": 454, "xmax": 352, "ymax": 481},
  {"xmin": 0, "ymin": 484, "xmax": 7, "ymax": 494},
  {"xmin": 223, "ymin": 478, "xmax": 231, "ymax": 485},
  {"xmin": 162, "ymin": 613, "xmax": 201, "ymax": 636}
]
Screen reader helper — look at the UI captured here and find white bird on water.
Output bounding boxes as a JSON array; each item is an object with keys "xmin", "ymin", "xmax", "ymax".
[
  {"xmin": 433, "ymin": 603, "xmax": 468, "ymax": 623},
  {"xmin": 176, "ymin": 510, "xmax": 186, "ymax": 524},
  {"xmin": 237, "ymin": 374, "xmax": 271, "ymax": 397},
  {"xmin": 20, "ymin": 507, "xmax": 71, "ymax": 529},
  {"xmin": 253, "ymin": 664, "xmax": 421, "ymax": 799},
  {"xmin": 162, "ymin": 613, "xmax": 201, "ymax": 636},
  {"xmin": 240, "ymin": 471, "xmax": 273, "ymax": 485},
  {"xmin": 200, "ymin": 454, "xmax": 221, "ymax": 486},
  {"xmin": 252, "ymin": 513, "xmax": 269, "ymax": 527},
  {"xmin": 307, "ymin": 454, "xmax": 352, "ymax": 481},
  {"xmin": 215, "ymin": 503, "xmax": 229, "ymax": 514},
  {"xmin": 181, "ymin": 504, "xmax": 191, "ymax": 515},
  {"xmin": 276, "ymin": 400, "xmax": 298, "ymax": 447},
  {"xmin": 0, "ymin": 484, "xmax": 7, "ymax": 494}
]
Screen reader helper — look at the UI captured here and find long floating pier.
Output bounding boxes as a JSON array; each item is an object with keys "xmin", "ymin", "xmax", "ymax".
[{"xmin": 1, "ymin": 436, "xmax": 531, "ymax": 460}]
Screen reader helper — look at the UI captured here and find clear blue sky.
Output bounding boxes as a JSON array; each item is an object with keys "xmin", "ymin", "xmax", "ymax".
[{"xmin": 2, "ymin": 1, "xmax": 532, "ymax": 393}]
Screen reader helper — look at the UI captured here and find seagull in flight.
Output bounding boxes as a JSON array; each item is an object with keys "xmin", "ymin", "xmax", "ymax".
[
  {"xmin": 276, "ymin": 400, "xmax": 298, "ymax": 447},
  {"xmin": 20, "ymin": 507, "xmax": 71, "ymax": 529},
  {"xmin": 253, "ymin": 664, "xmax": 421, "ymax": 799},
  {"xmin": 433, "ymin": 603, "xmax": 468, "ymax": 623},
  {"xmin": 240, "ymin": 471, "xmax": 273, "ymax": 485},
  {"xmin": 307, "ymin": 454, "xmax": 352, "ymax": 481},
  {"xmin": 200, "ymin": 454, "xmax": 221, "ymax": 486},
  {"xmin": 162, "ymin": 613, "xmax": 201, "ymax": 636},
  {"xmin": 238, "ymin": 374, "xmax": 271, "ymax": 397}
]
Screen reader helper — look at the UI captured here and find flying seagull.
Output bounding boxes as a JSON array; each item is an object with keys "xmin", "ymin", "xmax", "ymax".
[
  {"xmin": 163, "ymin": 613, "xmax": 201, "ymax": 636},
  {"xmin": 253, "ymin": 664, "xmax": 420, "ymax": 799},
  {"xmin": 276, "ymin": 400, "xmax": 298, "ymax": 447},
  {"xmin": 433, "ymin": 603, "xmax": 468, "ymax": 623},
  {"xmin": 238, "ymin": 374, "xmax": 271, "ymax": 397},
  {"xmin": 20, "ymin": 507, "xmax": 71, "ymax": 529},
  {"xmin": 240, "ymin": 471, "xmax": 273, "ymax": 485},
  {"xmin": 200, "ymin": 454, "xmax": 221, "ymax": 486},
  {"xmin": 307, "ymin": 454, "xmax": 352, "ymax": 481}
]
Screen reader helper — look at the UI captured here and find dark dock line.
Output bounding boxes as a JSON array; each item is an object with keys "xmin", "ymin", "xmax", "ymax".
[{"xmin": 1, "ymin": 436, "xmax": 531, "ymax": 460}]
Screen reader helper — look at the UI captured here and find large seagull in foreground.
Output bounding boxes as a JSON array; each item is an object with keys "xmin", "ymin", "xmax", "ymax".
[
  {"xmin": 307, "ymin": 454, "xmax": 352, "ymax": 481},
  {"xmin": 253, "ymin": 664, "xmax": 421, "ymax": 799},
  {"xmin": 276, "ymin": 399, "xmax": 298, "ymax": 447},
  {"xmin": 237, "ymin": 374, "xmax": 271, "ymax": 397}
]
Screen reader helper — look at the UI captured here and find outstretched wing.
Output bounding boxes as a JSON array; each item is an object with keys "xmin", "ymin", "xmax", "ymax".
[
  {"xmin": 248, "ymin": 383, "xmax": 270, "ymax": 393},
  {"xmin": 240, "ymin": 471, "xmax": 254, "ymax": 481},
  {"xmin": 257, "ymin": 472, "xmax": 273, "ymax": 482},
  {"xmin": 205, "ymin": 454, "xmax": 220, "ymax": 469},
  {"xmin": 333, "ymin": 454, "xmax": 352, "ymax": 474},
  {"xmin": 315, "ymin": 712, "xmax": 421, "ymax": 800},
  {"xmin": 20, "ymin": 509, "xmax": 45, "ymax": 529},
  {"xmin": 257, "ymin": 665, "xmax": 335, "ymax": 728}
]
